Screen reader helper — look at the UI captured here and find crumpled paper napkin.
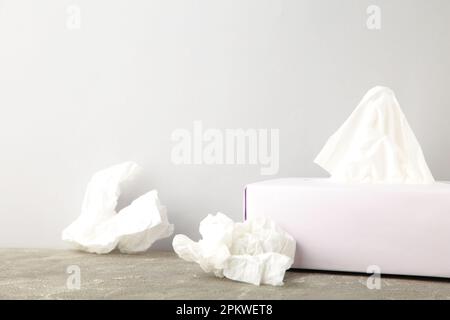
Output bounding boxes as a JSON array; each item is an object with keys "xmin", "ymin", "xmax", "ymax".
[
  {"xmin": 62, "ymin": 162, "xmax": 173, "ymax": 254},
  {"xmin": 172, "ymin": 213, "xmax": 296, "ymax": 286}
]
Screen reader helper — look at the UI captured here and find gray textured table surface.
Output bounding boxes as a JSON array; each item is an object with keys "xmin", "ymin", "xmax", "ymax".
[{"xmin": 1, "ymin": 249, "xmax": 450, "ymax": 299}]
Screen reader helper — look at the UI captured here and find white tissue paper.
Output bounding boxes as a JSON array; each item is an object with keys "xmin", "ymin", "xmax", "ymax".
[
  {"xmin": 314, "ymin": 86, "xmax": 434, "ymax": 184},
  {"xmin": 172, "ymin": 213, "xmax": 296, "ymax": 286},
  {"xmin": 62, "ymin": 162, "xmax": 174, "ymax": 254}
]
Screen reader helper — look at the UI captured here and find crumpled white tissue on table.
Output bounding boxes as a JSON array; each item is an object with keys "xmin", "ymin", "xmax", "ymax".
[
  {"xmin": 314, "ymin": 86, "xmax": 435, "ymax": 184},
  {"xmin": 172, "ymin": 213, "xmax": 296, "ymax": 286},
  {"xmin": 62, "ymin": 162, "xmax": 174, "ymax": 254}
]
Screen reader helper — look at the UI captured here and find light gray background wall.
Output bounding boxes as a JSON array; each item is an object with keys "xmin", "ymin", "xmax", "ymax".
[{"xmin": 1, "ymin": 0, "xmax": 449, "ymax": 249}]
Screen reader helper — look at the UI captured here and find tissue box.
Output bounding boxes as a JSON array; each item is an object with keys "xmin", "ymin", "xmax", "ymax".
[{"xmin": 244, "ymin": 178, "xmax": 450, "ymax": 278}]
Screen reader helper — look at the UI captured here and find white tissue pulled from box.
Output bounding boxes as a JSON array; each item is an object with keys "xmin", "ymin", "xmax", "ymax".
[
  {"xmin": 172, "ymin": 213, "xmax": 296, "ymax": 286},
  {"xmin": 314, "ymin": 86, "xmax": 434, "ymax": 184},
  {"xmin": 62, "ymin": 162, "xmax": 174, "ymax": 254}
]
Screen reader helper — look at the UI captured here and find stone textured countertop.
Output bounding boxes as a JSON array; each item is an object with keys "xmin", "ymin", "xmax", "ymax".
[{"xmin": 1, "ymin": 249, "xmax": 450, "ymax": 299}]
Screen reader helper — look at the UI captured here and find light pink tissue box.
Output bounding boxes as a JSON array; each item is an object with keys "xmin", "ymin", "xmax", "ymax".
[{"xmin": 244, "ymin": 178, "xmax": 450, "ymax": 278}]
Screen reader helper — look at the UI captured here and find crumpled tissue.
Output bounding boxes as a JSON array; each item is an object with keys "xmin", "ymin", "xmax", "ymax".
[
  {"xmin": 62, "ymin": 161, "xmax": 174, "ymax": 254},
  {"xmin": 315, "ymin": 86, "xmax": 434, "ymax": 184},
  {"xmin": 172, "ymin": 213, "xmax": 296, "ymax": 286}
]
